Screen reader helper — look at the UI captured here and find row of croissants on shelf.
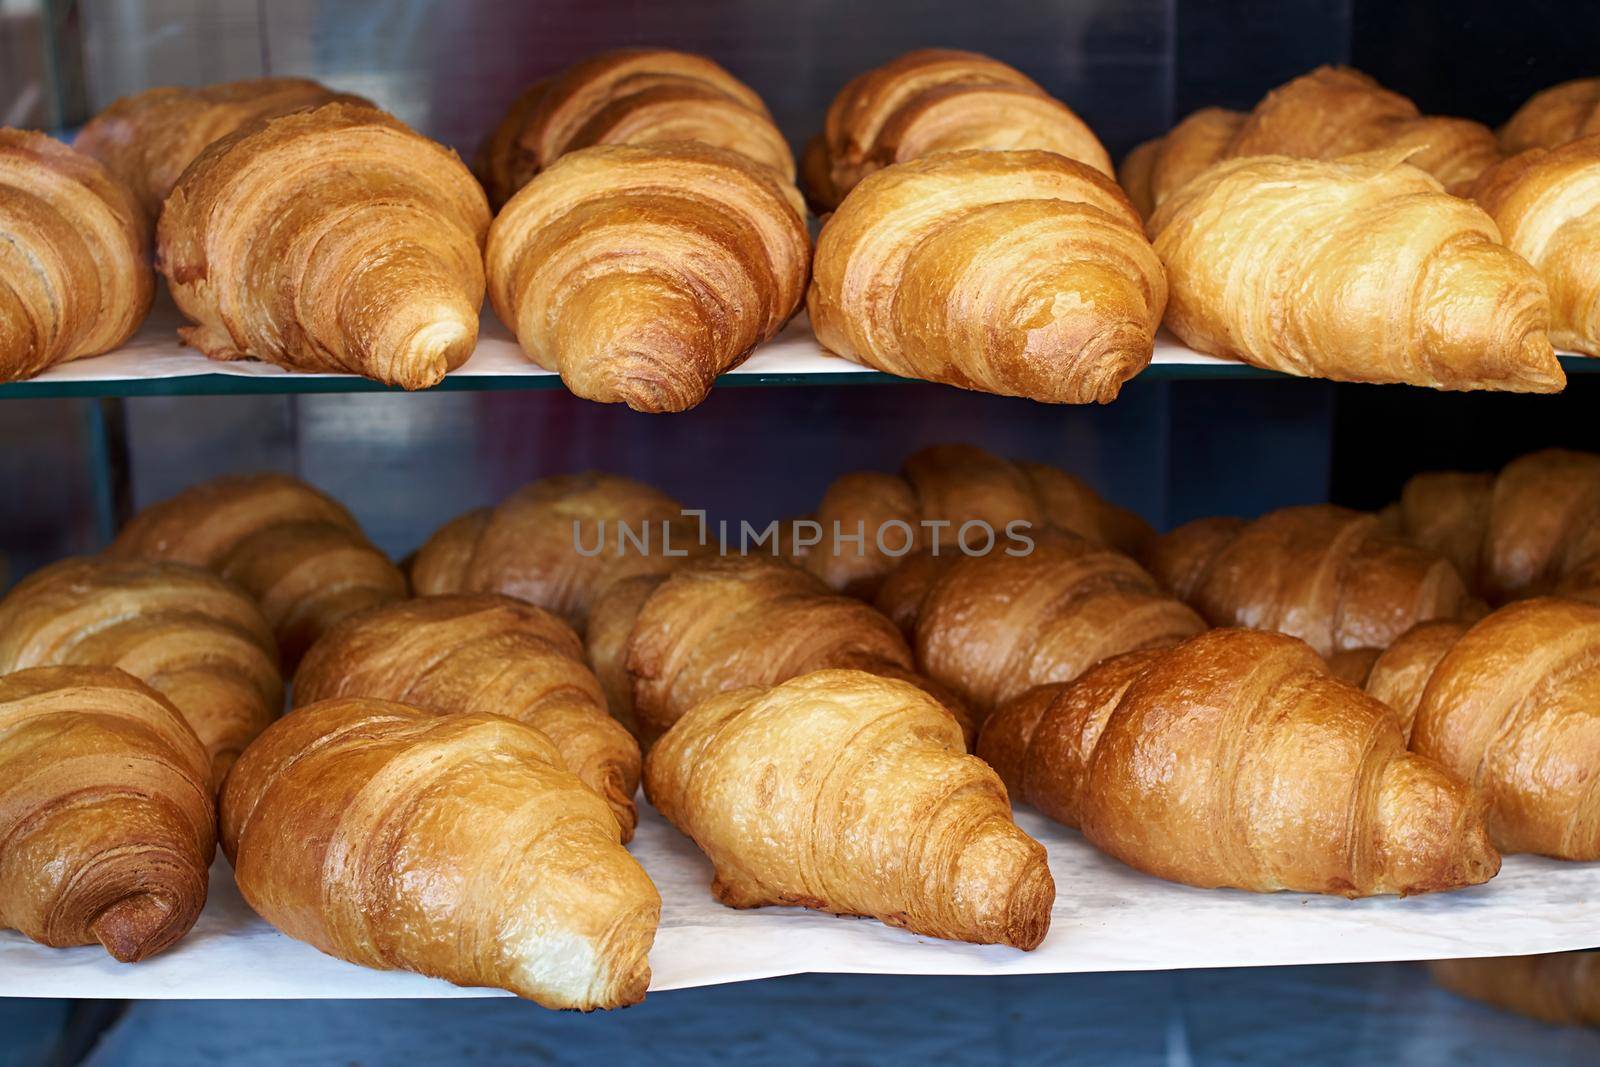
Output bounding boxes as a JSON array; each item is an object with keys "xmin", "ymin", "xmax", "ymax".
[
  {"xmin": 1, "ymin": 50, "xmax": 1599, "ymax": 406},
  {"xmin": 1, "ymin": 442, "xmax": 1598, "ymax": 1017}
]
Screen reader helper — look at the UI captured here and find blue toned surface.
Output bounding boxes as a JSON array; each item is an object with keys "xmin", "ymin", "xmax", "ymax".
[{"xmin": 45, "ymin": 964, "xmax": 1599, "ymax": 1067}]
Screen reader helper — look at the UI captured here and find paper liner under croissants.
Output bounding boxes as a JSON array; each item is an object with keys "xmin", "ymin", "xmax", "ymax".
[
  {"xmin": 157, "ymin": 103, "xmax": 490, "ymax": 390},
  {"xmin": 645, "ymin": 669, "xmax": 1053, "ymax": 949}
]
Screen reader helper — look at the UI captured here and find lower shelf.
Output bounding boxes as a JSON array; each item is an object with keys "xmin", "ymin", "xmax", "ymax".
[{"xmin": 2, "ymin": 801, "xmax": 1595, "ymax": 1000}]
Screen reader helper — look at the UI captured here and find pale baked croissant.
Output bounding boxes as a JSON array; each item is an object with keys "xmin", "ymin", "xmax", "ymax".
[
  {"xmin": 805, "ymin": 48, "xmax": 1113, "ymax": 211},
  {"xmin": 487, "ymin": 141, "xmax": 809, "ymax": 412},
  {"xmin": 409, "ymin": 472, "xmax": 705, "ymax": 633},
  {"xmin": 75, "ymin": 76, "xmax": 367, "ymax": 221},
  {"xmin": 913, "ymin": 531, "xmax": 1206, "ymax": 721},
  {"xmin": 1363, "ymin": 598, "xmax": 1600, "ymax": 860},
  {"xmin": 790, "ymin": 443, "xmax": 1152, "ymax": 598},
  {"xmin": 107, "ymin": 472, "xmax": 406, "ymax": 669},
  {"xmin": 293, "ymin": 594, "xmax": 641, "ymax": 839},
  {"xmin": 476, "ymin": 48, "xmax": 793, "ymax": 208},
  {"xmin": 644, "ymin": 669, "xmax": 1053, "ymax": 948},
  {"xmin": 1430, "ymin": 953, "xmax": 1600, "ymax": 1026},
  {"xmin": 1148, "ymin": 151, "xmax": 1563, "ymax": 392},
  {"xmin": 810, "ymin": 150, "xmax": 1166, "ymax": 404},
  {"xmin": 220, "ymin": 697, "xmax": 659, "ymax": 1009},
  {"xmin": 0, "ymin": 666, "xmax": 214, "ymax": 961},
  {"xmin": 584, "ymin": 555, "xmax": 970, "ymax": 748},
  {"xmin": 157, "ymin": 103, "xmax": 491, "ymax": 390},
  {"xmin": 1500, "ymin": 78, "xmax": 1600, "ymax": 154},
  {"xmin": 0, "ymin": 130, "xmax": 153, "ymax": 382},
  {"xmin": 1381, "ymin": 449, "xmax": 1600, "ymax": 604},
  {"xmin": 976, "ymin": 629, "xmax": 1499, "ymax": 896},
  {"xmin": 1142, "ymin": 504, "xmax": 1476, "ymax": 657},
  {"xmin": 1472, "ymin": 135, "xmax": 1600, "ymax": 357},
  {"xmin": 1118, "ymin": 107, "xmax": 1244, "ymax": 218},
  {"xmin": 0, "ymin": 557, "xmax": 281, "ymax": 784}
]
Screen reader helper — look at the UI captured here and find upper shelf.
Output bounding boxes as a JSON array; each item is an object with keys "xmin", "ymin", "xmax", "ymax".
[{"xmin": 3, "ymin": 302, "xmax": 1595, "ymax": 400}]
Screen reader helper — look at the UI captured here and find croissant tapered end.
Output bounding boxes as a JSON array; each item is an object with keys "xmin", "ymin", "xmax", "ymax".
[
  {"xmin": 487, "ymin": 141, "xmax": 809, "ymax": 413},
  {"xmin": 1364, "ymin": 619, "xmax": 1471, "ymax": 739},
  {"xmin": 1499, "ymin": 77, "xmax": 1600, "ymax": 155},
  {"xmin": 1371, "ymin": 752, "xmax": 1501, "ymax": 897},
  {"xmin": 1139, "ymin": 516, "xmax": 1246, "ymax": 601},
  {"xmin": 1122, "ymin": 107, "xmax": 1246, "ymax": 219},
  {"xmin": 975, "ymin": 683, "xmax": 1064, "ymax": 795},
  {"xmin": 157, "ymin": 103, "xmax": 490, "ymax": 389},
  {"xmin": 1117, "ymin": 138, "xmax": 1161, "ymax": 219}
]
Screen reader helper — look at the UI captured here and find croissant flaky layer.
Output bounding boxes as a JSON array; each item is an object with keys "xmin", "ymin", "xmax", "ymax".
[
  {"xmin": 1149, "ymin": 151, "xmax": 1563, "ymax": 392},
  {"xmin": 293, "ymin": 593, "xmax": 641, "ymax": 839},
  {"xmin": 221, "ymin": 698, "xmax": 660, "ymax": 1009},
  {"xmin": 157, "ymin": 103, "xmax": 490, "ymax": 390},
  {"xmin": 980, "ymin": 630, "xmax": 1500, "ymax": 896},
  {"xmin": 0, "ymin": 130, "xmax": 154, "ymax": 383},
  {"xmin": 645, "ymin": 669, "xmax": 1053, "ymax": 948},
  {"xmin": 0, "ymin": 557, "xmax": 281, "ymax": 785},
  {"xmin": 1500, "ymin": 78, "xmax": 1600, "ymax": 154},
  {"xmin": 476, "ymin": 48, "xmax": 793, "ymax": 207},
  {"xmin": 810, "ymin": 150, "xmax": 1166, "ymax": 405},
  {"xmin": 488, "ymin": 141, "xmax": 809, "ymax": 412},
  {"xmin": 807, "ymin": 48, "xmax": 1113, "ymax": 210},
  {"xmin": 0, "ymin": 666, "xmax": 214, "ymax": 961}
]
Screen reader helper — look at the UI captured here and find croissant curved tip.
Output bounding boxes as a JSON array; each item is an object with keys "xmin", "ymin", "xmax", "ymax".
[
  {"xmin": 90, "ymin": 890, "xmax": 192, "ymax": 963},
  {"xmin": 950, "ymin": 822, "xmax": 1055, "ymax": 950},
  {"xmin": 388, "ymin": 313, "xmax": 477, "ymax": 390}
]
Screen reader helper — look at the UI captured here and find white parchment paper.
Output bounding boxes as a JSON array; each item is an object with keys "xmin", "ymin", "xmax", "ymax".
[{"xmin": 1, "ymin": 800, "xmax": 1594, "ymax": 1000}]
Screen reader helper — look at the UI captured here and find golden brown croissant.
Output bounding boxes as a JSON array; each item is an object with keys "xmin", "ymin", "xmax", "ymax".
[
  {"xmin": 293, "ymin": 593, "xmax": 641, "ymax": 839},
  {"xmin": 1363, "ymin": 598, "xmax": 1600, "ymax": 860},
  {"xmin": 157, "ymin": 103, "xmax": 490, "ymax": 390},
  {"xmin": 486, "ymin": 141, "xmax": 809, "ymax": 412},
  {"xmin": 409, "ymin": 472, "xmax": 705, "ymax": 633},
  {"xmin": 583, "ymin": 555, "xmax": 969, "ymax": 748},
  {"xmin": 810, "ymin": 150, "xmax": 1166, "ymax": 404},
  {"xmin": 791, "ymin": 443, "xmax": 1152, "ymax": 598},
  {"xmin": 0, "ymin": 666, "xmax": 214, "ymax": 961},
  {"xmin": 107, "ymin": 472, "xmax": 406, "ymax": 669},
  {"xmin": 1143, "ymin": 504, "xmax": 1475, "ymax": 658},
  {"xmin": 1118, "ymin": 107, "xmax": 1244, "ymax": 218},
  {"xmin": 1149, "ymin": 151, "xmax": 1563, "ymax": 392},
  {"xmin": 1501, "ymin": 77, "xmax": 1600, "ymax": 154},
  {"xmin": 805, "ymin": 48, "xmax": 1113, "ymax": 211},
  {"xmin": 0, "ymin": 130, "xmax": 153, "ymax": 382},
  {"xmin": 1473, "ymin": 135, "xmax": 1600, "ymax": 357},
  {"xmin": 476, "ymin": 48, "xmax": 793, "ymax": 208},
  {"xmin": 1363, "ymin": 619, "xmax": 1472, "ymax": 739},
  {"xmin": 913, "ymin": 531, "xmax": 1205, "ymax": 721},
  {"xmin": 976, "ymin": 629, "xmax": 1499, "ymax": 896},
  {"xmin": 645, "ymin": 669, "xmax": 1052, "ymax": 948},
  {"xmin": 1382, "ymin": 449, "xmax": 1600, "ymax": 604},
  {"xmin": 74, "ymin": 76, "xmax": 367, "ymax": 221},
  {"xmin": 1431, "ymin": 953, "xmax": 1600, "ymax": 1026},
  {"xmin": 0, "ymin": 557, "xmax": 281, "ymax": 784},
  {"xmin": 220, "ymin": 697, "xmax": 658, "ymax": 1008}
]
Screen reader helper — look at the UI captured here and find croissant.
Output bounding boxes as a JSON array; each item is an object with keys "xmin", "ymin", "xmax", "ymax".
[
  {"xmin": 220, "ymin": 697, "xmax": 658, "ymax": 1009},
  {"xmin": 0, "ymin": 130, "xmax": 153, "ymax": 382},
  {"xmin": 1148, "ymin": 151, "xmax": 1563, "ymax": 392},
  {"xmin": 75, "ymin": 77, "xmax": 366, "ymax": 221},
  {"xmin": 107, "ymin": 472, "xmax": 406, "ymax": 669},
  {"xmin": 476, "ymin": 48, "xmax": 793, "ymax": 208},
  {"xmin": 1118, "ymin": 107, "xmax": 1244, "ymax": 218},
  {"xmin": 1472, "ymin": 135, "xmax": 1600, "ymax": 357},
  {"xmin": 791, "ymin": 443, "xmax": 1152, "ymax": 598},
  {"xmin": 809, "ymin": 150, "xmax": 1166, "ymax": 404},
  {"xmin": 293, "ymin": 594, "xmax": 641, "ymax": 839},
  {"xmin": 156, "ymin": 102, "xmax": 491, "ymax": 390},
  {"xmin": 913, "ymin": 531, "xmax": 1205, "ymax": 721},
  {"xmin": 487, "ymin": 141, "xmax": 809, "ymax": 412},
  {"xmin": 644, "ymin": 669, "xmax": 1053, "ymax": 948},
  {"xmin": 1382, "ymin": 449, "xmax": 1600, "ymax": 604},
  {"xmin": 1431, "ymin": 953, "xmax": 1600, "ymax": 1026},
  {"xmin": 0, "ymin": 666, "xmax": 214, "ymax": 961},
  {"xmin": 805, "ymin": 48, "xmax": 1113, "ymax": 211},
  {"xmin": 1501, "ymin": 77, "xmax": 1600, "ymax": 154},
  {"xmin": 1363, "ymin": 598, "xmax": 1600, "ymax": 860},
  {"xmin": 0, "ymin": 557, "xmax": 280, "ymax": 784},
  {"xmin": 976, "ymin": 629, "xmax": 1499, "ymax": 896},
  {"xmin": 409, "ymin": 472, "xmax": 705, "ymax": 633},
  {"xmin": 1142, "ymin": 504, "xmax": 1475, "ymax": 658}
]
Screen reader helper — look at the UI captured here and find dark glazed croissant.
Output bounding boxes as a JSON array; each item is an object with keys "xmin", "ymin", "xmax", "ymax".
[
  {"xmin": 0, "ymin": 666, "xmax": 214, "ymax": 961},
  {"xmin": 1500, "ymin": 78, "xmax": 1600, "ymax": 154},
  {"xmin": 805, "ymin": 48, "xmax": 1113, "ymax": 211},
  {"xmin": 976, "ymin": 629, "xmax": 1499, "ymax": 896}
]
